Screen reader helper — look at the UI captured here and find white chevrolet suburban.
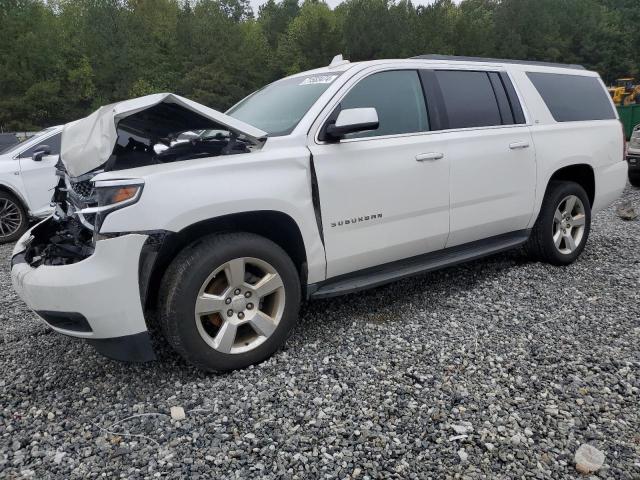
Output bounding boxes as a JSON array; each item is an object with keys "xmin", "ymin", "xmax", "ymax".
[{"xmin": 10, "ymin": 55, "xmax": 627, "ymax": 371}]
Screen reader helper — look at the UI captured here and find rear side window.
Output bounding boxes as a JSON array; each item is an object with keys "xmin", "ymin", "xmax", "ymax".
[
  {"xmin": 526, "ymin": 72, "xmax": 616, "ymax": 122},
  {"xmin": 434, "ymin": 70, "xmax": 503, "ymax": 129},
  {"xmin": 340, "ymin": 70, "xmax": 429, "ymax": 139}
]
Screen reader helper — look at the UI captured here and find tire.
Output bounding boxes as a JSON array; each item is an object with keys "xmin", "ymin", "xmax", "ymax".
[
  {"xmin": 526, "ymin": 181, "xmax": 591, "ymax": 265},
  {"xmin": 158, "ymin": 232, "xmax": 301, "ymax": 372},
  {"xmin": 630, "ymin": 172, "xmax": 640, "ymax": 188},
  {"xmin": 0, "ymin": 191, "xmax": 28, "ymax": 244}
]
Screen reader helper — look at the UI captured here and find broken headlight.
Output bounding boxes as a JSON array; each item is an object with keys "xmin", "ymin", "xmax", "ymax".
[{"xmin": 78, "ymin": 179, "xmax": 144, "ymax": 232}]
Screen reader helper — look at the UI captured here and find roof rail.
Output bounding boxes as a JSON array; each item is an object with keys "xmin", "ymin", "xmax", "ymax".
[{"xmin": 410, "ymin": 54, "xmax": 585, "ymax": 71}]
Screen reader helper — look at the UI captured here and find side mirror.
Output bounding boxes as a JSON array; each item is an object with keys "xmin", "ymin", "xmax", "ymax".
[
  {"xmin": 32, "ymin": 144, "xmax": 51, "ymax": 162},
  {"xmin": 325, "ymin": 108, "xmax": 379, "ymax": 140}
]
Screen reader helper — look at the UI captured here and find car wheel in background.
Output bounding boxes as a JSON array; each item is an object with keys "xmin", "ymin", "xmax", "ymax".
[{"xmin": 0, "ymin": 191, "xmax": 28, "ymax": 243}]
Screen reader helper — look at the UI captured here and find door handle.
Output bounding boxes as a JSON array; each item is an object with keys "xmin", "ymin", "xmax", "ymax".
[
  {"xmin": 509, "ymin": 141, "xmax": 530, "ymax": 150},
  {"xmin": 416, "ymin": 152, "xmax": 444, "ymax": 162}
]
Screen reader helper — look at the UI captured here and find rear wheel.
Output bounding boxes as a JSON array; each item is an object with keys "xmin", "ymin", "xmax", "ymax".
[
  {"xmin": 629, "ymin": 172, "xmax": 640, "ymax": 187},
  {"xmin": 0, "ymin": 191, "xmax": 28, "ymax": 243},
  {"xmin": 526, "ymin": 181, "xmax": 591, "ymax": 265},
  {"xmin": 159, "ymin": 232, "xmax": 301, "ymax": 372}
]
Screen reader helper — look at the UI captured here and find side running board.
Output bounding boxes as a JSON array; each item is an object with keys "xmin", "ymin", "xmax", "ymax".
[{"xmin": 307, "ymin": 230, "xmax": 530, "ymax": 299}]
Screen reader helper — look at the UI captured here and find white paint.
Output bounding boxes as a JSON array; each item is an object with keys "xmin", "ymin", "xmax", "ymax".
[
  {"xmin": 11, "ymin": 232, "xmax": 149, "ymax": 338},
  {"xmin": 0, "ymin": 125, "xmax": 62, "ymax": 218},
  {"xmin": 60, "ymin": 93, "xmax": 267, "ymax": 177},
  {"xmin": 10, "ymin": 56, "xmax": 627, "ymax": 347}
]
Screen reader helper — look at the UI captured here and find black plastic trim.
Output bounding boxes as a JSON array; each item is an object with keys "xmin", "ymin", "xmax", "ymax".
[
  {"xmin": 137, "ymin": 231, "xmax": 169, "ymax": 308},
  {"xmin": 307, "ymin": 229, "xmax": 530, "ymax": 299},
  {"xmin": 419, "ymin": 70, "xmax": 448, "ymax": 130},
  {"xmin": 36, "ymin": 310, "xmax": 93, "ymax": 333},
  {"xmin": 488, "ymin": 72, "xmax": 514, "ymax": 125},
  {"xmin": 499, "ymin": 72, "xmax": 526, "ymax": 124},
  {"xmin": 318, "ymin": 105, "xmax": 341, "ymax": 142},
  {"xmin": 308, "ymin": 153, "xmax": 325, "ymax": 245},
  {"xmin": 411, "ymin": 54, "xmax": 585, "ymax": 71},
  {"xmin": 87, "ymin": 331, "xmax": 156, "ymax": 362}
]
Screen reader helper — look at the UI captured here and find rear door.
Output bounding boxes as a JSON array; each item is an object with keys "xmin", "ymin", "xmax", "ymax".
[
  {"xmin": 421, "ymin": 69, "xmax": 537, "ymax": 247},
  {"xmin": 308, "ymin": 69, "xmax": 450, "ymax": 278}
]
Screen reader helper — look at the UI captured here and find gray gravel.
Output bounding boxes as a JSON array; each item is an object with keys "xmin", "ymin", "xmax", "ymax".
[{"xmin": 1, "ymin": 186, "xmax": 639, "ymax": 479}]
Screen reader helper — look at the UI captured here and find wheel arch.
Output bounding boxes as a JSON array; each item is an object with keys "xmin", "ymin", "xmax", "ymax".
[
  {"xmin": 142, "ymin": 210, "xmax": 308, "ymax": 311},
  {"xmin": 545, "ymin": 164, "xmax": 595, "ymax": 206},
  {"xmin": 0, "ymin": 182, "xmax": 29, "ymax": 213}
]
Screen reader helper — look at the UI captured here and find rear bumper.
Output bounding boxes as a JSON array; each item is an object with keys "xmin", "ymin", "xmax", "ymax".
[
  {"xmin": 592, "ymin": 161, "xmax": 628, "ymax": 213},
  {"xmin": 10, "ymin": 224, "xmax": 155, "ymax": 362}
]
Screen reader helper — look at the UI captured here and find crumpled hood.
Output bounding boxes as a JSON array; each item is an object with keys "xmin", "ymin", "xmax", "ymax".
[{"xmin": 60, "ymin": 93, "xmax": 267, "ymax": 178}]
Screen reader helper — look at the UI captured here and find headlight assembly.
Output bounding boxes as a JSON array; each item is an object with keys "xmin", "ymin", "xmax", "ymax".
[
  {"xmin": 78, "ymin": 179, "xmax": 144, "ymax": 232},
  {"xmin": 95, "ymin": 183, "xmax": 143, "ymax": 207}
]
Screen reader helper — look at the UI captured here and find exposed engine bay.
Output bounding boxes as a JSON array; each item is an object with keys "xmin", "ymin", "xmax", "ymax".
[
  {"xmin": 24, "ymin": 213, "xmax": 94, "ymax": 267},
  {"xmin": 23, "ymin": 97, "xmax": 262, "ymax": 267},
  {"xmin": 105, "ymin": 102, "xmax": 256, "ymax": 171}
]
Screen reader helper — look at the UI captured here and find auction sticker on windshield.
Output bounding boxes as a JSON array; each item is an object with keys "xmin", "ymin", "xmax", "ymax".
[{"xmin": 299, "ymin": 75, "xmax": 338, "ymax": 85}]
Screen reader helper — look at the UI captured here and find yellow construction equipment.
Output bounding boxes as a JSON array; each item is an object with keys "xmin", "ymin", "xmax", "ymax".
[{"xmin": 609, "ymin": 78, "xmax": 640, "ymax": 105}]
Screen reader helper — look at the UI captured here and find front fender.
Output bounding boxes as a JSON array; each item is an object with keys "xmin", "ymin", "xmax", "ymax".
[{"xmin": 97, "ymin": 148, "xmax": 326, "ymax": 283}]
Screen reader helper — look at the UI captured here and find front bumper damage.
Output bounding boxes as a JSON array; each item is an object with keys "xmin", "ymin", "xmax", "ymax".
[
  {"xmin": 11, "ymin": 218, "xmax": 156, "ymax": 362},
  {"xmin": 8, "ymin": 92, "xmax": 269, "ymax": 363}
]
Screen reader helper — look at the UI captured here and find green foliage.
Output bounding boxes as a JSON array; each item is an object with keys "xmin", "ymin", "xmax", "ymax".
[
  {"xmin": 273, "ymin": 1, "xmax": 342, "ymax": 75},
  {"xmin": 0, "ymin": 0, "xmax": 638, "ymax": 130}
]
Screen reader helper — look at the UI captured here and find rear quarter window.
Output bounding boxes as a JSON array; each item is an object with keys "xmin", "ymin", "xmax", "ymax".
[{"xmin": 526, "ymin": 72, "xmax": 616, "ymax": 122}]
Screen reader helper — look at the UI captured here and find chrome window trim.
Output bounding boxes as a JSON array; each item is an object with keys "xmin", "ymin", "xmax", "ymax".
[{"xmin": 311, "ymin": 65, "xmax": 533, "ymax": 146}]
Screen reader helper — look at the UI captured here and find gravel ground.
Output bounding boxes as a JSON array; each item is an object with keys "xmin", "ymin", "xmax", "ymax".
[{"xmin": 1, "ymin": 186, "xmax": 639, "ymax": 479}]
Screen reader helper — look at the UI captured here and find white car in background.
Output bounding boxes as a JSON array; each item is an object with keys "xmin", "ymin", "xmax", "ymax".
[
  {"xmin": 626, "ymin": 124, "xmax": 640, "ymax": 186},
  {"xmin": 0, "ymin": 126, "xmax": 62, "ymax": 242}
]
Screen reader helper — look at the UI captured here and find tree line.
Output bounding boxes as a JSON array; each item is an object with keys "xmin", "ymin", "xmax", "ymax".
[{"xmin": 1, "ymin": 0, "xmax": 639, "ymax": 131}]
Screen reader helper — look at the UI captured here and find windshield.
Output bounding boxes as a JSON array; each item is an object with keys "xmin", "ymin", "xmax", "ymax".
[
  {"xmin": 227, "ymin": 72, "xmax": 342, "ymax": 136},
  {"xmin": 1, "ymin": 128, "xmax": 56, "ymax": 156}
]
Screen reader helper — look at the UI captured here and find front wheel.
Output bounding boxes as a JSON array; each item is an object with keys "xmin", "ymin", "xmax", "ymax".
[
  {"xmin": 629, "ymin": 172, "xmax": 640, "ymax": 187},
  {"xmin": 159, "ymin": 232, "xmax": 301, "ymax": 372},
  {"xmin": 526, "ymin": 181, "xmax": 591, "ymax": 265}
]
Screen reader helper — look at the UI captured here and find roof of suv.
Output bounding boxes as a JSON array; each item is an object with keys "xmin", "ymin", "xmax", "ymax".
[
  {"xmin": 410, "ymin": 54, "xmax": 585, "ymax": 71},
  {"xmin": 288, "ymin": 54, "xmax": 594, "ymax": 82}
]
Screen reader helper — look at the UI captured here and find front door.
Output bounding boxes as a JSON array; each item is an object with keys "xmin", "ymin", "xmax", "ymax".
[
  {"xmin": 18, "ymin": 132, "xmax": 61, "ymax": 216},
  {"xmin": 308, "ymin": 69, "xmax": 450, "ymax": 278}
]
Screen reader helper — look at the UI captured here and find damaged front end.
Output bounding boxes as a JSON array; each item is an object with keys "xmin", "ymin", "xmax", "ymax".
[
  {"xmin": 23, "ymin": 209, "xmax": 94, "ymax": 267},
  {"xmin": 24, "ymin": 163, "xmax": 137, "ymax": 267},
  {"xmin": 21, "ymin": 93, "xmax": 267, "ymax": 268}
]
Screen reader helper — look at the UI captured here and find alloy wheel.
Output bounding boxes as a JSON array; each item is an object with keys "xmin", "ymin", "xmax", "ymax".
[
  {"xmin": 552, "ymin": 194, "xmax": 586, "ymax": 254},
  {"xmin": 194, "ymin": 257, "xmax": 286, "ymax": 354},
  {"xmin": 0, "ymin": 198, "xmax": 23, "ymax": 239}
]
